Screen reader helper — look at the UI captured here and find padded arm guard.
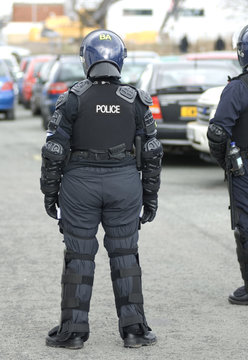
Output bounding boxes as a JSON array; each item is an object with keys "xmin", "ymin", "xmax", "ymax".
[
  {"xmin": 141, "ymin": 137, "xmax": 163, "ymax": 200},
  {"xmin": 40, "ymin": 141, "xmax": 66, "ymax": 195},
  {"xmin": 207, "ymin": 123, "xmax": 229, "ymax": 169}
]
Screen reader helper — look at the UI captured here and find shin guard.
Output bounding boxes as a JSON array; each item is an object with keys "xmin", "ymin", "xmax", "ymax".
[
  {"xmin": 59, "ymin": 248, "xmax": 95, "ymax": 339},
  {"xmin": 235, "ymin": 228, "xmax": 248, "ymax": 291}
]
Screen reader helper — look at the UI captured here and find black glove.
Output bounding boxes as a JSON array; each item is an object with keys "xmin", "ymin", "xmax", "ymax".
[
  {"xmin": 141, "ymin": 198, "xmax": 158, "ymax": 224},
  {"xmin": 44, "ymin": 194, "xmax": 58, "ymax": 219}
]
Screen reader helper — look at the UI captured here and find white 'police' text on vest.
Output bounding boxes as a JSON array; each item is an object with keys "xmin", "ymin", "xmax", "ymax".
[{"xmin": 96, "ymin": 105, "xmax": 120, "ymax": 114}]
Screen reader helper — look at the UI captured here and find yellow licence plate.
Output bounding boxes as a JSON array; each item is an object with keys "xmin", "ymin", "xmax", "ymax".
[{"xmin": 180, "ymin": 106, "xmax": 197, "ymax": 118}]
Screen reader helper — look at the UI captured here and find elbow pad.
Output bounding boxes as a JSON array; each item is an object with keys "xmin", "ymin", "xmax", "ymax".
[
  {"xmin": 42, "ymin": 140, "xmax": 66, "ymax": 162},
  {"xmin": 207, "ymin": 123, "xmax": 229, "ymax": 169},
  {"xmin": 40, "ymin": 141, "xmax": 66, "ymax": 195},
  {"xmin": 141, "ymin": 137, "xmax": 163, "ymax": 199}
]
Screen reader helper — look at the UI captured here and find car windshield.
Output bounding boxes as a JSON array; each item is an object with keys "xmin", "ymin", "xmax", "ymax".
[
  {"xmin": 155, "ymin": 62, "xmax": 238, "ymax": 89},
  {"xmin": 57, "ymin": 61, "xmax": 84, "ymax": 82}
]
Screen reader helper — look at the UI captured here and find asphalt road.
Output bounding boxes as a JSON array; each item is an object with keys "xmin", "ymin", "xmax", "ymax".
[{"xmin": 0, "ymin": 106, "xmax": 247, "ymax": 360}]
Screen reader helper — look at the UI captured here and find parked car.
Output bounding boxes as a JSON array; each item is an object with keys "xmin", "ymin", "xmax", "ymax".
[
  {"xmin": 22, "ymin": 55, "xmax": 54, "ymax": 108},
  {"xmin": 1, "ymin": 52, "xmax": 22, "ymax": 98},
  {"xmin": 1, "ymin": 52, "xmax": 22, "ymax": 81},
  {"xmin": 186, "ymin": 86, "xmax": 224, "ymax": 162},
  {"xmin": 0, "ymin": 45, "xmax": 30, "ymax": 59},
  {"xmin": 121, "ymin": 50, "xmax": 160, "ymax": 85},
  {"xmin": 30, "ymin": 57, "xmax": 56, "ymax": 115},
  {"xmin": 40, "ymin": 55, "xmax": 85, "ymax": 129},
  {"xmin": 0, "ymin": 58, "xmax": 17, "ymax": 120},
  {"xmin": 18, "ymin": 56, "xmax": 33, "ymax": 104},
  {"xmin": 137, "ymin": 59, "xmax": 240, "ymax": 152},
  {"xmin": 184, "ymin": 50, "xmax": 239, "ymax": 68}
]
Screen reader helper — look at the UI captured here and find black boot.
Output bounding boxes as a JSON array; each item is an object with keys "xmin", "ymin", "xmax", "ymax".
[
  {"xmin": 46, "ymin": 325, "xmax": 88, "ymax": 349},
  {"xmin": 123, "ymin": 324, "xmax": 157, "ymax": 348},
  {"xmin": 228, "ymin": 286, "xmax": 248, "ymax": 305}
]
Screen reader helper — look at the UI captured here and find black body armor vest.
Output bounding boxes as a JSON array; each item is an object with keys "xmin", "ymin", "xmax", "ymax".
[
  {"xmin": 231, "ymin": 73, "xmax": 248, "ymax": 149},
  {"xmin": 71, "ymin": 81, "xmax": 136, "ymax": 152}
]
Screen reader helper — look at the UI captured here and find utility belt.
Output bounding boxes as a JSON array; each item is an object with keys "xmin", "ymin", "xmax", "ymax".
[{"xmin": 71, "ymin": 143, "xmax": 133, "ymax": 161}]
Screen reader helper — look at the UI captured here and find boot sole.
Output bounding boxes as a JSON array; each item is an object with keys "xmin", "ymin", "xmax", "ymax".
[
  {"xmin": 228, "ymin": 297, "xmax": 248, "ymax": 305},
  {"xmin": 124, "ymin": 338, "xmax": 157, "ymax": 348},
  {"xmin": 46, "ymin": 337, "xmax": 84, "ymax": 350}
]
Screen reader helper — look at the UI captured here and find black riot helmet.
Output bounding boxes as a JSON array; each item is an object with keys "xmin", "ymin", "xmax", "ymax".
[
  {"xmin": 79, "ymin": 29, "xmax": 127, "ymax": 78},
  {"xmin": 233, "ymin": 25, "xmax": 248, "ymax": 70}
]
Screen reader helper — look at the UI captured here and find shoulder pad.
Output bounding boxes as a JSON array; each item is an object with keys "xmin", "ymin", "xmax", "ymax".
[
  {"xmin": 137, "ymin": 89, "xmax": 153, "ymax": 106},
  {"xmin": 116, "ymin": 85, "xmax": 137, "ymax": 103},
  {"xmin": 239, "ymin": 73, "xmax": 248, "ymax": 88},
  {"xmin": 70, "ymin": 79, "xmax": 92, "ymax": 96},
  {"xmin": 55, "ymin": 91, "xmax": 69, "ymax": 110},
  {"xmin": 228, "ymin": 72, "xmax": 245, "ymax": 82}
]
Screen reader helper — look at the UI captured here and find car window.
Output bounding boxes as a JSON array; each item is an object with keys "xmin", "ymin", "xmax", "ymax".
[
  {"xmin": 0, "ymin": 61, "xmax": 9, "ymax": 77},
  {"xmin": 121, "ymin": 63, "xmax": 150, "ymax": 84},
  {"xmin": 48, "ymin": 61, "xmax": 60, "ymax": 82},
  {"xmin": 153, "ymin": 63, "xmax": 239, "ymax": 90},
  {"xmin": 39, "ymin": 60, "xmax": 55, "ymax": 82},
  {"xmin": 2, "ymin": 59, "xmax": 14, "ymax": 76},
  {"xmin": 34, "ymin": 61, "xmax": 47, "ymax": 77},
  {"xmin": 3, "ymin": 58, "xmax": 13, "ymax": 69},
  {"xmin": 136, "ymin": 64, "xmax": 153, "ymax": 90},
  {"xmin": 57, "ymin": 61, "xmax": 84, "ymax": 82},
  {"xmin": 21, "ymin": 59, "xmax": 31, "ymax": 73}
]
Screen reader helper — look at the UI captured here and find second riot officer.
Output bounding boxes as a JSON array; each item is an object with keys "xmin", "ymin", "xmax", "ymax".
[
  {"xmin": 40, "ymin": 29, "xmax": 163, "ymax": 349},
  {"xmin": 207, "ymin": 25, "xmax": 248, "ymax": 305}
]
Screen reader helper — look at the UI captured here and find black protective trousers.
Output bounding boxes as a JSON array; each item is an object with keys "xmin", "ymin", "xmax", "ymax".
[
  {"xmin": 58, "ymin": 164, "xmax": 150, "ymax": 339},
  {"xmin": 232, "ymin": 158, "xmax": 248, "ymax": 290}
]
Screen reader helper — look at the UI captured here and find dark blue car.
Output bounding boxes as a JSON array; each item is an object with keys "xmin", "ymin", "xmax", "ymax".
[
  {"xmin": 40, "ymin": 55, "xmax": 85, "ymax": 129},
  {"xmin": 0, "ymin": 58, "xmax": 16, "ymax": 120}
]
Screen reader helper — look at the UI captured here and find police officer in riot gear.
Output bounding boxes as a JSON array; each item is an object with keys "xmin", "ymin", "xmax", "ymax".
[
  {"xmin": 40, "ymin": 29, "xmax": 163, "ymax": 349},
  {"xmin": 207, "ymin": 24, "xmax": 248, "ymax": 305}
]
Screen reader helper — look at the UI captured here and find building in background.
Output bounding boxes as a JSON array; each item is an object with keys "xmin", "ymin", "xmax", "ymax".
[
  {"xmin": 160, "ymin": 0, "xmax": 248, "ymax": 47},
  {"xmin": 12, "ymin": 2, "xmax": 64, "ymax": 22},
  {"xmin": 106, "ymin": 0, "xmax": 171, "ymax": 44},
  {"xmin": 2, "ymin": 0, "xmax": 65, "ymax": 44},
  {"xmin": 1, "ymin": 0, "xmax": 248, "ymax": 54},
  {"xmin": 106, "ymin": 0, "xmax": 248, "ymax": 50}
]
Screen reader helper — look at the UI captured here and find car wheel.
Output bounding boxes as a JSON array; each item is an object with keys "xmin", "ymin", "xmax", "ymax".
[
  {"xmin": 23, "ymin": 100, "xmax": 30, "ymax": 109},
  {"xmin": 5, "ymin": 109, "xmax": 15, "ymax": 120},
  {"xmin": 31, "ymin": 99, "xmax": 40, "ymax": 116},
  {"xmin": 42, "ymin": 113, "xmax": 50, "ymax": 130}
]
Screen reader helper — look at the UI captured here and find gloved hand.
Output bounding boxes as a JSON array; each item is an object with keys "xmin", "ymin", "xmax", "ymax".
[
  {"xmin": 44, "ymin": 194, "xmax": 58, "ymax": 219},
  {"xmin": 141, "ymin": 198, "xmax": 158, "ymax": 224}
]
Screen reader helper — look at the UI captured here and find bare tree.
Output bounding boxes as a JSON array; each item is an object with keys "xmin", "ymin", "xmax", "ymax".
[
  {"xmin": 159, "ymin": 0, "xmax": 185, "ymax": 36},
  {"xmin": 70, "ymin": 0, "xmax": 120, "ymax": 29}
]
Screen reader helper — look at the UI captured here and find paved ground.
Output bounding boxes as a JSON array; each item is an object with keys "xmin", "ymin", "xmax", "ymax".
[{"xmin": 0, "ymin": 106, "xmax": 247, "ymax": 360}]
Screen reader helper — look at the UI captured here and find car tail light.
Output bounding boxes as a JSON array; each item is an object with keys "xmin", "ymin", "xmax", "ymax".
[
  {"xmin": 2, "ymin": 81, "xmax": 13, "ymax": 91},
  {"xmin": 150, "ymin": 96, "xmax": 162, "ymax": 120},
  {"xmin": 48, "ymin": 82, "xmax": 68, "ymax": 95}
]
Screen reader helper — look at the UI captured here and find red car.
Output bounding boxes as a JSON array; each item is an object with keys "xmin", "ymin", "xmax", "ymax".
[{"xmin": 22, "ymin": 55, "xmax": 53, "ymax": 108}]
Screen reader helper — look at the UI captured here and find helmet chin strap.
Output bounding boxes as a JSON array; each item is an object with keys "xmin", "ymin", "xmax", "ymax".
[{"xmin": 88, "ymin": 62, "xmax": 121, "ymax": 79}]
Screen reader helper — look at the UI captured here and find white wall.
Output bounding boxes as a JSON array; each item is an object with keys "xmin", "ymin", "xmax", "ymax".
[
  {"xmin": 162, "ymin": 0, "xmax": 248, "ymax": 43},
  {"xmin": 106, "ymin": 0, "xmax": 171, "ymax": 38}
]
